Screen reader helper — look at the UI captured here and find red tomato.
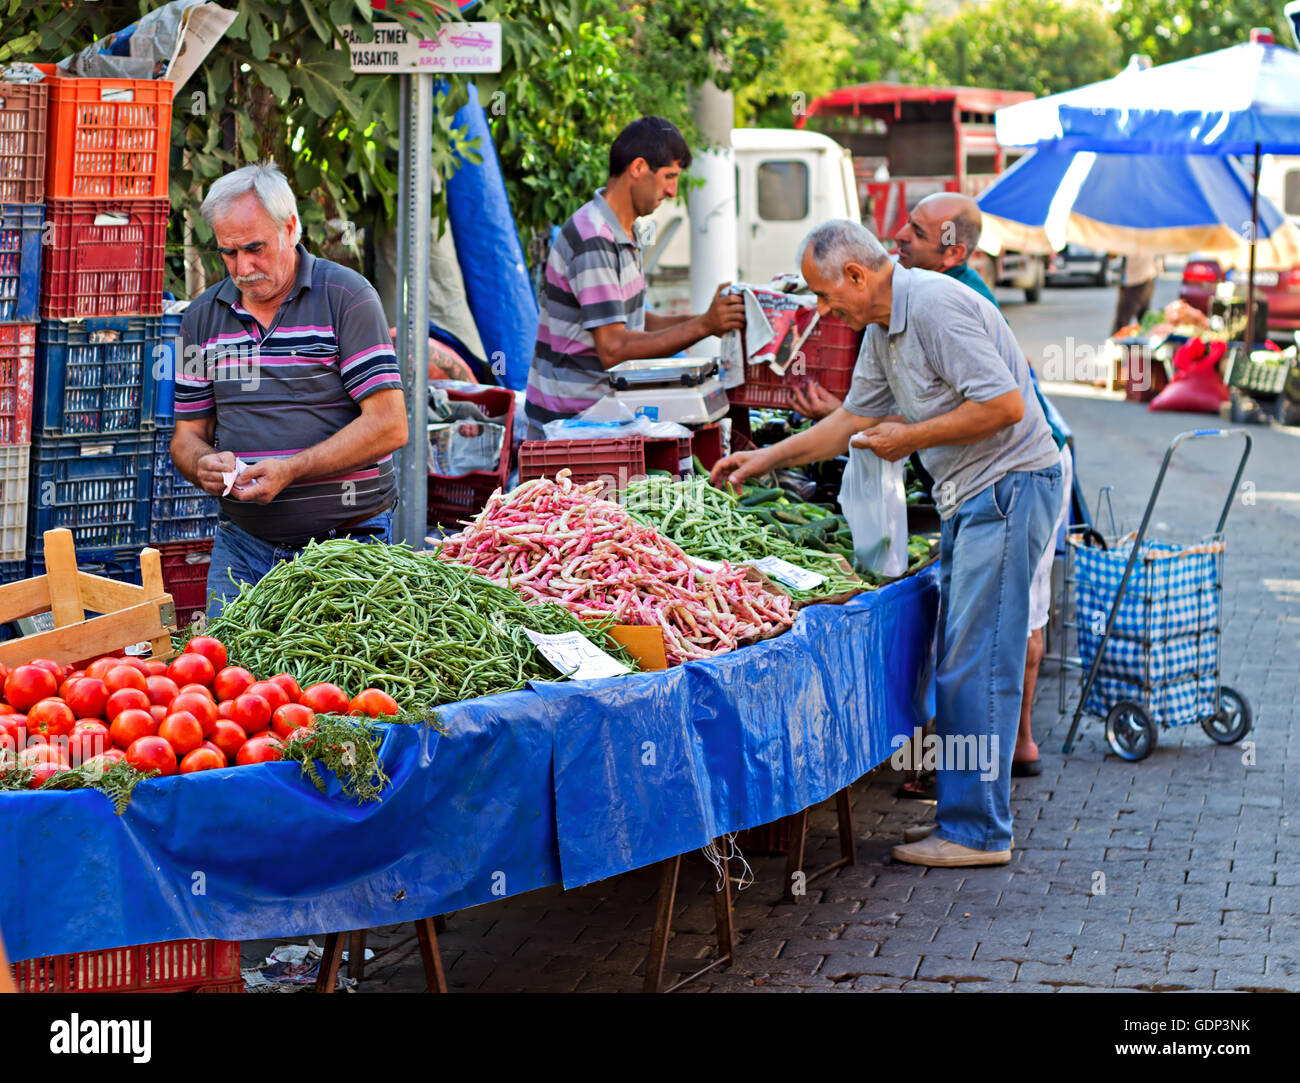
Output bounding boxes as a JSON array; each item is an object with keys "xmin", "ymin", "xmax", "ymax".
[
  {"xmin": 158, "ymin": 711, "xmax": 203, "ymax": 756},
  {"xmin": 28, "ymin": 658, "xmax": 65, "ymax": 681},
  {"xmin": 235, "ymin": 734, "xmax": 283, "ymax": 765},
  {"xmin": 167, "ymin": 652, "xmax": 215, "ymax": 688},
  {"xmin": 180, "ymin": 747, "xmax": 225, "ymax": 773},
  {"xmin": 84, "ymin": 657, "xmax": 119, "ymax": 682},
  {"xmin": 58, "ymin": 675, "xmax": 80, "ymax": 699},
  {"xmin": 0, "ymin": 703, "xmax": 12, "ymax": 714},
  {"xmin": 65, "ymin": 677, "xmax": 109, "ymax": 721},
  {"xmin": 109, "ymin": 709, "xmax": 157, "ymax": 750},
  {"xmin": 247, "ymin": 680, "xmax": 289, "ymax": 713},
  {"xmin": 5, "ymin": 665, "xmax": 59, "ymax": 712},
  {"xmin": 170, "ymin": 692, "xmax": 218, "ymax": 736},
  {"xmin": 67, "ymin": 721, "xmax": 110, "ymax": 766},
  {"xmin": 199, "ymin": 739, "xmax": 223, "ymax": 758},
  {"xmin": 27, "ymin": 698, "xmax": 75, "ymax": 738},
  {"xmin": 216, "ymin": 699, "xmax": 235, "ymax": 721},
  {"xmin": 231, "ymin": 693, "xmax": 272, "ymax": 735},
  {"xmin": 144, "ymin": 660, "xmax": 169, "ymax": 677},
  {"xmin": 125, "ymin": 735, "xmax": 177, "ymax": 777},
  {"xmin": 271, "ymin": 703, "xmax": 315, "ymax": 740},
  {"xmin": 19, "ymin": 743, "xmax": 69, "ymax": 769},
  {"xmin": 105, "ymin": 687, "xmax": 151, "ymax": 722},
  {"xmin": 0, "ymin": 663, "xmax": 7, "ymax": 687},
  {"xmin": 105, "ymin": 665, "xmax": 148, "ymax": 695},
  {"xmin": 145, "ymin": 676, "xmax": 180, "ymax": 707},
  {"xmin": 0, "ymin": 715, "xmax": 21, "ymax": 751},
  {"xmin": 26, "ymin": 761, "xmax": 65, "ymax": 787},
  {"xmin": 81, "ymin": 751, "xmax": 125, "ymax": 777},
  {"xmin": 184, "ymin": 636, "xmax": 228, "ymax": 673},
  {"xmin": 348, "ymin": 688, "xmax": 400, "ymax": 718},
  {"xmin": 150, "ymin": 704, "xmax": 168, "ymax": 724},
  {"xmin": 119, "ymin": 656, "xmax": 150, "ymax": 675},
  {"xmin": 269, "ymin": 673, "xmax": 302, "ymax": 703},
  {"xmin": 209, "ymin": 720, "xmax": 247, "ymax": 761},
  {"xmin": 177, "ymin": 683, "xmax": 215, "ymax": 701},
  {"xmin": 299, "ymin": 683, "xmax": 349, "ymax": 715},
  {"xmin": 212, "ymin": 666, "xmax": 255, "ymax": 702}
]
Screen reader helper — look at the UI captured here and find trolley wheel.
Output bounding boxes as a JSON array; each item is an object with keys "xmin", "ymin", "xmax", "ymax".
[
  {"xmin": 1201, "ymin": 685, "xmax": 1252, "ymax": 744},
  {"xmin": 1105, "ymin": 700, "xmax": 1157, "ymax": 761}
]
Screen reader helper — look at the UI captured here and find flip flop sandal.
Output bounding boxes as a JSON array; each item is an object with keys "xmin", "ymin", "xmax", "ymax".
[
  {"xmin": 1011, "ymin": 759, "xmax": 1042, "ymax": 777},
  {"xmin": 896, "ymin": 775, "xmax": 936, "ymax": 799}
]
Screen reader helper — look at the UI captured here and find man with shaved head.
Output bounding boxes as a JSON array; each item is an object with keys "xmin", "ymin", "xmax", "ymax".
[{"xmin": 712, "ymin": 218, "xmax": 1063, "ymax": 867}]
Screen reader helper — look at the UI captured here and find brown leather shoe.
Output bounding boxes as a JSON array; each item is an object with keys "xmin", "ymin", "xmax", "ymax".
[
  {"xmin": 902, "ymin": 823, "xmax": 1013, "ymax": 849},
  {"xmin": 890, "ymin": 835, "xmax": 1011, "ymax": 867}
]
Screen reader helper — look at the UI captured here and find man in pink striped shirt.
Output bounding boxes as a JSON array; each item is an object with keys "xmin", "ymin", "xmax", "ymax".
[{"xmin": 173, "ymin": 162, "xmax": 408, "ymax": 616}]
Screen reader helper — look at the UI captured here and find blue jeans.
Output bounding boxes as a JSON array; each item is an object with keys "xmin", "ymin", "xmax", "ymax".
[
  {"xmin": 933, "ymin": 465, "xmax": 1062, "ymax": 852},
  {"xmin": 205, "ymin": 510, "xmax": 394, "ymax": 621}
]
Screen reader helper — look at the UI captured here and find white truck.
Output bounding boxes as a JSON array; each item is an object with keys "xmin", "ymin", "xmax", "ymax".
[{"xmin": 643, "ymin": 128, "xmax": 860, "ymax": 313}]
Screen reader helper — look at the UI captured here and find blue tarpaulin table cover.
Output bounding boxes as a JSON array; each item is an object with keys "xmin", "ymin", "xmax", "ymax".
[{"xmin": 0, "ymin": 567, "xmax": 937, "ymax": 963}]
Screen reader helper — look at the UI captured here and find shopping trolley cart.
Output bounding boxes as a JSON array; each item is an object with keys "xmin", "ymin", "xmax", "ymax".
[{"xmin": 1061, "ymin": 429, "xmax": 1253, "ymax": 761}]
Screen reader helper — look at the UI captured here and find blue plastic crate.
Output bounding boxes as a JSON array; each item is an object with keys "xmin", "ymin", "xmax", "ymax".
[
  {"xmin": 25, "ymin": 546, "xmax": 141, "ymax": 585},
  {"xmin": 0, "ymin": 559, "xmax": 24, "ymax": 583},
  {"xmin": 0, "ymin": 204, "xmax": 42, "ymax": 324},
  {"xmin": 152, "ymin": 310, "xmax": 183, "ymax": 427},
  {"xmin": 29, "ymin": 432, "xmax": 153, "ymax": 551},
  {"xmin": 151, "ymin": 427, "xmax": 218, "ymax": 543},
  {"xmin": 35, "ymin": 316, "xmax": 158, "ymax": 436}
]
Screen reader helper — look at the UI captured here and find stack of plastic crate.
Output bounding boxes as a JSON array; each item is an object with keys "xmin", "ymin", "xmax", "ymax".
[
  {"xmin": 28, "ymin": 66, "xmax": 172, "ymax": 583},
  {"xmin": 0, "ymin": 75, "xmax": 47, "ymax": 584}
]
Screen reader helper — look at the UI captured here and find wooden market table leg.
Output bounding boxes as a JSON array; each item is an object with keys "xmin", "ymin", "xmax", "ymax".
[
  {"xmin": 414, "ymin": 917, "xmax": 448, "ymax": 993},
  {"xmin": 644, "ymin": 840, "xmax": 736, "ymax": 994},
  {"xmin": 315, "ymin": 931, "xmax": 345, "ymax": 993},
  {"xmin": 782, "ymin": 786, "xmax": 857, "ymax": 904},
  {"xmin": 347, "ymin": 930, "xmax": 366, "ymax": 982}
]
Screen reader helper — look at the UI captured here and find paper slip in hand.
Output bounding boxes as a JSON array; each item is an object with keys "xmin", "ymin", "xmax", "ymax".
[
  {"xmin": 752, "ymin": 555, "xmax": 826, "ymax": 591},
  {"xmin": 221, "ymin": 457, "xmax": 253, "ymax": 496},
  {"xmin": 523, "ymin": 629, "xmax": 631, "ymax": 681}
]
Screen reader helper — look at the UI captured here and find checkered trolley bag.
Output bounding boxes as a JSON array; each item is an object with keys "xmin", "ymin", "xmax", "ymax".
[{"xmin": 1061, "ymin": 429, "xmax": 1254, "ymax": 761}]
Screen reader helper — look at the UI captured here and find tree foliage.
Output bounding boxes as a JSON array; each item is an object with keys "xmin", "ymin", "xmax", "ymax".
[
  {"xmin": 919, "ymin": 0, "xmax": 1121, "ymax": 98},
  {"xmin": 1111, "ymin": 0, "xmax": 1287, "ymax": 66}
]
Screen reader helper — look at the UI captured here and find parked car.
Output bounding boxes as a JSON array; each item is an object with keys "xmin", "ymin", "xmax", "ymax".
[
  {"xmin": 1046, "ymin": 243, "xmax": 1124, "ymax": 287},
  {"xmin": 1180, "ymin": 254, "xmax": 1300, "ymax": 339}
]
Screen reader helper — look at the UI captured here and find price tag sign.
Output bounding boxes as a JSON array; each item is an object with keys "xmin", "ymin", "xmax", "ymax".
[
  {"xmin": 524, "ymin": 630, "xmax": 631, "ymax": 681},
  {"xmin": 751, "ymin": 556, "xmax": 826, "ymax": 591}
]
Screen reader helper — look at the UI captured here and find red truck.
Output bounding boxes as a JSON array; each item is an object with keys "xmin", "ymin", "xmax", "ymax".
[{"xmin": 797, "ymin": 81, "xmax": 1049, "ymax": 301}]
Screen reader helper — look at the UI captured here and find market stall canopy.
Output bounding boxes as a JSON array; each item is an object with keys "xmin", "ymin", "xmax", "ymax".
[
  {"xmin": 994, "ymin": 39, "xmax": 1300, "ymax": 155},
  {"xmin": 977, "ymin": 148, "xmax": 1300, "ymax": 269}
]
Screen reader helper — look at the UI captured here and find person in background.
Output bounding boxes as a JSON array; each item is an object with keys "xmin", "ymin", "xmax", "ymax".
[
  {"xmin": 792, "ymin": 193, "xmax": 1071, "ymax": 780},
  {"xmin": 711, "ymin": 221, "xmax": 1062, "ymax": 867},
  {"xmin": 523, "ymin": 116, "xmax": 745, "ymax": 439},
  {"xmin": 1112, "ymin": 252, "xmax": 1161, "ymax": 334},
  {"xmin": 173, "ymin": 162, "xmax": 408, "ymax": 618}
]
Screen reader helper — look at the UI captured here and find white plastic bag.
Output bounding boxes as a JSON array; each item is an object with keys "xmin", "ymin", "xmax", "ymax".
[{"xmin": 839, "ymin": 446, "xmax": 908, "ymax": 578}]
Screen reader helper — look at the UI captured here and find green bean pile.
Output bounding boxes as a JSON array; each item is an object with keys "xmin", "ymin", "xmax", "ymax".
[
  {"xmin": 622, "ymin": 476, "xmax": 868, "ymax": 598},
  {"xmin": 204, "ymin": 539, "xmax": 634, "ymax": 710}
]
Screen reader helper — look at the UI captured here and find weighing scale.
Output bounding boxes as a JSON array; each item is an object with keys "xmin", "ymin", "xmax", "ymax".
[{"xmin": 605, "ymin": 357, "xmax": 730, "ymax": 425}]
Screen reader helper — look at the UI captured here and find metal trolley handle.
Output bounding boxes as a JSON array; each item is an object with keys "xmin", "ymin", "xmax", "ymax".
[{"xmin": 1062, "ymin": 428, "xmax": 1252, "ymax": 754}]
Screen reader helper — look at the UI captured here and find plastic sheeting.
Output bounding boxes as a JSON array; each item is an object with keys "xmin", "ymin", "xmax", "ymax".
[
  {"xmin": 0, "ymin": 568, "xmax": 937, "ymax": 963},
  {"xmin": 446, "ymin": 84, "xmax": 538, "ymax": 392}
]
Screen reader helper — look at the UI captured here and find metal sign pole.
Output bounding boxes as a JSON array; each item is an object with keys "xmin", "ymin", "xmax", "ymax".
[{"xmin": 394, "ymin": 72, "xmax": 432, "ymax": 546}]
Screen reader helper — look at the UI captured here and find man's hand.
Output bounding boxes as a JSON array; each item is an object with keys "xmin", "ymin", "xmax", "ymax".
[
  {"xmin": 229, "ymin": 457, "xmax": 296, "ymax": 505},
  {"xmin": 790, "ymin": 381, "xmax": 843, "ymax": 420},
  {"xmin": 703, "ymin": 284, "xmax": 746, "ymax": 336},
  {"xmin": 195, "ymin": 451, "xmax": 237, "ymax": 497},
  {"xmin": 708, "ymin": 449, "xmax": 770, "ymax": 493},
  {"xmin": 852, "ymin": 421, "xmax": 916, "ymax": 462}
]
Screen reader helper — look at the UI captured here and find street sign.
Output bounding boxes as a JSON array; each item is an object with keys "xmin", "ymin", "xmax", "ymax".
[{"xmin": 342, "ymin": 22, "xmax": 501, "ymax": 74}]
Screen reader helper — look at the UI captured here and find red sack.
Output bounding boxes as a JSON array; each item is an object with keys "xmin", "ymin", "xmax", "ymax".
[{"xmin": 1148, "ymin": 337, "xmax": 1229, "ymax": 413}]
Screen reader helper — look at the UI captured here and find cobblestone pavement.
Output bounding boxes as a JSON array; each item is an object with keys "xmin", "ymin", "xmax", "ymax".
[{"xmin": 244, "ymin": 395, "xmax": 1300, "ymax": 993}]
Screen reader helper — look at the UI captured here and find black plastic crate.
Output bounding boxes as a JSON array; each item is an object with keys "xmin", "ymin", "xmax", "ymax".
[
  {"xmin": 29, "ymin": 432, "xmax": 152, "ymax": 550},
  {"xmin": 151, "ymin": 426, "xmax": 218, "ymax": 543},
  {"xmin": 35, "ymin": 315, "xmax": 159, "ymax": 436}
]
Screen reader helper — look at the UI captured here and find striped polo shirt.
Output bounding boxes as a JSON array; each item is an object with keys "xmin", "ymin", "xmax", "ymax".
[
  {"xmin": 175, "ymin": 246, "xmax": 403, "ymax": 545},
  {"xmin": 524, "ymin": 189, "xmax": 647, "ymax": 436}
]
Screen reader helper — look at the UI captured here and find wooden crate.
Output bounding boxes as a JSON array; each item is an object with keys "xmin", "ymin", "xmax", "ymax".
[{"xmin": 0, "ymin": 528, "xmax": 176, "ymax": 666}]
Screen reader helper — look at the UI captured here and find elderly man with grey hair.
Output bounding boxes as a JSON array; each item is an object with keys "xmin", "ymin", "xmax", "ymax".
[
  {"xmin": 173, "ymin": 161, "xmax": 408, "ymax": 617},
  {"xmin": 710, "ymin": 219, "xmax": 1062, "ymax": 867}
]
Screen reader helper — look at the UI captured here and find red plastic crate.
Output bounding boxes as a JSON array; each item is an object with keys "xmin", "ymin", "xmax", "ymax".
[
  {"xmin": 728, "ymin": 315, "xmax": 863, "ymax": 410},
  {"xmin": 12, "ymin": 938, "xmax": 242, "ymax": 993},
  {"xmin": 158, "ymin": 538, "xmax": 212, "ymax": 627},
  {"xmin": 428, "ymin": 386, "xmax": 514, "ymax": 528},
  {"xmin": 690, "ymin": 424, "xmax": 724, "ymax": 472},
  {"xmin": 518, "ymin": 435, "xmax": 690, "ymax": 494},
  {"xmin": 0, "ymin": 323, "xmax": 34, "ymax": 445},
  {"xmin": 40, "ymin": 198, "xmax": 167, "ymax": 318},
  {"xmin": 37, "ymin": 64, "xmax": 172, "ymax": 200},
  {"xmin": 0, "ymin": 80, "xmax": 48, "ymax": 203}
]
